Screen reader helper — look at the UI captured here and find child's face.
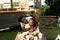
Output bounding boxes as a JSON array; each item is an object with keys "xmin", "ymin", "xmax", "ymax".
[{"xmin": 29, "ymin": 20, "xmax": 34, "ymax": 26}]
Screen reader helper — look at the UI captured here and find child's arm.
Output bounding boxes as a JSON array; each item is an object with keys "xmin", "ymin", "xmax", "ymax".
[
  {"xmin": 28, "ymin": 26, "xmax": 37, "ymax": 32},
  {"xmin": 33, "ymin": 26, "xmax": 37, "ymax": 31}
]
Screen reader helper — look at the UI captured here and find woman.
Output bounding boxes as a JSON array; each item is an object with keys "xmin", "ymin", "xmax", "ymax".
[
  {"xmin": 25, "ymin": 18, "xmax": 39, "ymax": 33},
  {"xmin": 19, "ymin": 16, "xmax": 28, "ymax": 31},
  {"xmin": 15, "ymin": 18, "xmax": 47, "ymax": 40}
]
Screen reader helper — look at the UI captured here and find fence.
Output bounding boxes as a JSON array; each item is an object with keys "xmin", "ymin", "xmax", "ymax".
[{"xmin": 39, "ymin": 16, "xmax": 58, "ymax": 28}]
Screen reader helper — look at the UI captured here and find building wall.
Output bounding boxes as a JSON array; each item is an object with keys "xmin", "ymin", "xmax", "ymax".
[{"xmin": 34, "ymin": 0, "xmax": 41, "ymax": 3}]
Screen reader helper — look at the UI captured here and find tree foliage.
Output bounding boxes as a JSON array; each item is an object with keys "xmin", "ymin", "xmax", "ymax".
[
  {"xmin": 40, "ymin": 5, "xmax": 49, "ymax": 13},
  {"xmin": 45, "ymin": 0, "xmax": 60, "ymax": 16}
]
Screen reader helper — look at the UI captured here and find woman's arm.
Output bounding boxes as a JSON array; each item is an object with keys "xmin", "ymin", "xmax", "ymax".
[
  {"xmin": 21, "ymin": 25, "xmax": 30, "ymax": 31},
  {"xmin": 21, "ymin": 27, "xmax": 26, "ymax": 31},
  {"xmin": 20, "ymin": 22, "xmax": 27, "ymax": 31}
]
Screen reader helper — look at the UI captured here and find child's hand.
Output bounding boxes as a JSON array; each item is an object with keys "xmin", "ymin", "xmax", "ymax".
[
  {"xmin": 33, "ymin": 32, "xmax": 38, "ymax": 36},
  {"xmin": 28, "ymin": 28, "xmax": 34, "ymax": 32}
]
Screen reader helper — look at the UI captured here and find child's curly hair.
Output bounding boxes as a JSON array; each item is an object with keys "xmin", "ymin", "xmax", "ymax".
[{"xmin": 29, "ymin": 18, "xmax": 38, "ymax": 27}]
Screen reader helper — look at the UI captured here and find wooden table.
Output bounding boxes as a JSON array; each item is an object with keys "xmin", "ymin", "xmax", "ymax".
[{"xmin": 0, "ymin": 9, "xmax": 36, "ymax": 14}]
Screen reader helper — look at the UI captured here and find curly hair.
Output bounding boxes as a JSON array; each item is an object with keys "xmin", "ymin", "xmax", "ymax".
[{"xmin": 29, "ymin": 18, "xmax": 38, "ymax": 27}]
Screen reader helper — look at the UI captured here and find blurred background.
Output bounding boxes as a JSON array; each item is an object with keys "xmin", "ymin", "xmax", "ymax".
[{"xmin": 0, "ymin": 0, "xmax": 60, "ymax": 40}]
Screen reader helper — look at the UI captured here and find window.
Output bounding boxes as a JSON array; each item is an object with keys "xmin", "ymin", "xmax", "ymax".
[{"xmin": 0, "ymin": 0, "xmax": 11, "ymax": 9}]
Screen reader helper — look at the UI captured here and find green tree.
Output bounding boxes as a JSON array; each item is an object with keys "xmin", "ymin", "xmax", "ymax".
[
  {"xmin": 36, "ymin": 5, "xmax": 49, "ymax": 16},
  {"xmin": 40, "ymin": 5, "xmax": 49, "ymax": 14},
  {"xmin": 45, "ymin": 0, "xmax": 60, "ymax": 16}
]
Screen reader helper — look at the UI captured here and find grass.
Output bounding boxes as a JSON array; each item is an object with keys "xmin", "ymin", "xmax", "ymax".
[
  {"xmin": 40, "ymin": 27, "xmax": 60, "ymax": 40},
  {"xmin": 39, "ymin": 19, "xmax": 59, "ymax": 40},
  {"xmin": 0, "ymin": 19, "xmax": 59, "ymax": 40},
  {"xmin": 0, "ymin": 26, "xmax": 60, "ymax": 40},
  {"xmin": 0, "ymin": 31, "xmax": 17, "ymax": 40},
  {"xmin": 0, "ymin": 27, "xmax": 21, "ymax": 40}
]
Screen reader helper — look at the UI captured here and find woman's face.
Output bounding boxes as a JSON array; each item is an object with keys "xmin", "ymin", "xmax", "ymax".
[
  {"xmin": 21, "ymin": 18, "xmax": 27, "ymax": 23},
  {"xmin": 29, "ymin": 20, "xmax": 34, "ymax": 26}
]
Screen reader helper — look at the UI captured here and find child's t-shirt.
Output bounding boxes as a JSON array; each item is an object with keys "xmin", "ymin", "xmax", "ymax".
[{"xmin": 25, "ymin": 24, "xmax": 40, "ymax": 33}]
